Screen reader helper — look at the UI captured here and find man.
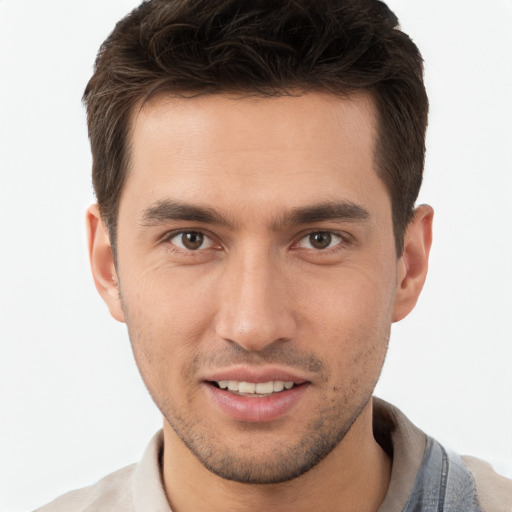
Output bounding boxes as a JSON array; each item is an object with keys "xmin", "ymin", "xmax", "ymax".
[{"xmin": 35, "ymin": 0, "xmax": 511, "ymax": 511}]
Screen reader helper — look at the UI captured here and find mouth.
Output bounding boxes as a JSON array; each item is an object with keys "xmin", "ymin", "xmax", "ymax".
[
  {"xmin": 209, "ymin": 379, "xmax": 301, "ymax": 397},
  {"xmin": 204, "ymin": 376, "xmax": 309, "ymax": 422}
]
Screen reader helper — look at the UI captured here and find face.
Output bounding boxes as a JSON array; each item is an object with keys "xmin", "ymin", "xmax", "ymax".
[{"xmin": 92, "ymin": 92, "xmax": 423, "ymax": 484}]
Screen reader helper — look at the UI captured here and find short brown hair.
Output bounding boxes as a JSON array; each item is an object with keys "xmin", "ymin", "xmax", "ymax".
[{"xmin": 84, "ymin": 0, "xmax": 428, "ymax": 255}]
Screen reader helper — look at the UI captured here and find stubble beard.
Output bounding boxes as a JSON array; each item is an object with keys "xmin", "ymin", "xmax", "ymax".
[
  {"xmin": 127, "ymin": 336, "xmax": 387, "ymax": 485},
  {"xmin": 121, "ymin": 292, "xmax": 390, "ymax": 485},
  {"xmin": 161, "ymin": 390, "xmax": 373, "ymax": 484},
  {"xmin": 156, "ymin": 342, "xmax": 388, "ymax": 484}
]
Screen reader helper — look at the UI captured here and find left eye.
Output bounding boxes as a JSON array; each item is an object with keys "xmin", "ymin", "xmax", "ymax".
[
  {"xmin": 296, "ymin": 232, "xmax": 343, "ymax": 250},
  {"xmin": 169, "ymin": 231, "xmax": 215, "ymax": 251}
]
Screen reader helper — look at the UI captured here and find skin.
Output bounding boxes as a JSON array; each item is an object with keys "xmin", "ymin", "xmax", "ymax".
[{"xmin": 88, "ymin": 92, "xmax": 433, "ymax": 512}]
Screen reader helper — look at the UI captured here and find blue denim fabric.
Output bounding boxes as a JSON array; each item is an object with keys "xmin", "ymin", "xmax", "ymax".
[{"xmin": 403, "ymin": 437, "xmax": 483, "ymax": 512}]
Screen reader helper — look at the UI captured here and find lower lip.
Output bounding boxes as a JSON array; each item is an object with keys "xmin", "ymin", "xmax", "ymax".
[{"xmin": 204, "ymin": 383, "xmax": 309, "ymax": 423}]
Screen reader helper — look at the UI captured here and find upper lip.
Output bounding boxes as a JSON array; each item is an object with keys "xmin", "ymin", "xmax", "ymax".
[{"xmin": 202, "ymin": 366, "xmax": 310, "ymax": 385}]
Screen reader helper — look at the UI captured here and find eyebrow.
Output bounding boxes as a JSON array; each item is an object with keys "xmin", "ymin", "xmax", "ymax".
[
  {"xmin": 139, "ymin": 199, "xmax": 370, "ymax": 229},
  {"xmin": 281, "ymin": 201, "xmax": 370, "ymax": 227},
  {"xmin": 140, "ymin": 200, "xmax": 234, "ymax": 227}
]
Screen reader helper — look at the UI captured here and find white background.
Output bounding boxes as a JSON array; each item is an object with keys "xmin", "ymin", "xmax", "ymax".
[{"xmin": 1, "ymin": 1, "xmax": 511, "ymax": 511}]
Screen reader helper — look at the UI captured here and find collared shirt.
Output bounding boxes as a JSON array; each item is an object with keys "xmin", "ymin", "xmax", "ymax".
[{"xmin": 34, "ymin": 398, "xmax": 512, "ymax": 512}]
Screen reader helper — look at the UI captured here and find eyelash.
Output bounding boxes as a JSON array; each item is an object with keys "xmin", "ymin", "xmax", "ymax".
[
  {"xmin": 160, "ymin": 229, "xmax": 218, "ymax": 254},
  {"xmin": 293, "ymin": 231, "xmax": 347, "ymax": 251},
  {"xmin": 159, "ymin": 229, "xmax": 352, "ymax": 255}
]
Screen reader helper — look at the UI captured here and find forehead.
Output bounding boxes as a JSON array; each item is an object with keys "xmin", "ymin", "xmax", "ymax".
[{"xmin": 121, "ymin": 92, "xmax": 387, "ymax": 223}]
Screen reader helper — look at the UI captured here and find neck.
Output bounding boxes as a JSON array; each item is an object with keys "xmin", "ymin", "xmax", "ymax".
[{"xmin": 162, "ymin": 401, "xmax": 391, "ymax": 512}]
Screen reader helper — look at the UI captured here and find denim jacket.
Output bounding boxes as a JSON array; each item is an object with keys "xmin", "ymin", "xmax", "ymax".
[
  {"xmin": 402, "ymin": 435, "xmax": 482, "ymax": 511},
  {"xmin": 375, "ymin": 398, "xmax": 511, "ymax": 512}
]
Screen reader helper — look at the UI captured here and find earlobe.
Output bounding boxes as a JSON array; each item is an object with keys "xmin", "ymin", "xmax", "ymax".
[
  {"xmin": 392, "ymin": 205, "xmax": 434, "ymax": 322},
  {"xmin": 86, "ymin": 204, "xmax": 125, "ymax": 323}
]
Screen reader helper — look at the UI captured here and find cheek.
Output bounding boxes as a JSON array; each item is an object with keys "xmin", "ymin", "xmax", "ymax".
[
  {"xmin": 119, "ymin": 270, "xmax": 219, "ymax": 387},
  {"xmin": 122, "ymin": 262, "xmax": 219, "ymax": 334},
  {"xmin": 303, "ymin": 269, "xmax": 395, "ymax": 373},
  {"xmin": 303, "ymin": 263, "xmax": 396, "ymax": 330}
]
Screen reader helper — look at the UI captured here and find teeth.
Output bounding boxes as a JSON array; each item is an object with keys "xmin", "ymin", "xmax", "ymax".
[
  {"xmin": 255, "ymin": 381, "xmax": 274, "ymax": 394},
  {"xmin": 215, "ymin": 380, "xmax": 296, "ymax": 395},
  {"xmin": 273, "ymin": 381, "xmax": 285, "ymax": 392},
  {"xmin": 238, "ymin": 382, "xmax": 256, "ymax": 393}
]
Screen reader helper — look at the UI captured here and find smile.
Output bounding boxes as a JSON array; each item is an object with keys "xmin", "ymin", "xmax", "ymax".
[
  {"xmin": 213, "ymin": 380, "xmax": 296, "ymax": 396},
  {"xmin": 205, "ymin": 378, "xmax": 309, "ymax": 422}
]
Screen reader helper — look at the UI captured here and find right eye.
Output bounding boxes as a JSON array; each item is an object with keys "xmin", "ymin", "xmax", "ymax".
[{"xmin": 168, "ymin": 231, "xmax": 216, "ymax": 251}]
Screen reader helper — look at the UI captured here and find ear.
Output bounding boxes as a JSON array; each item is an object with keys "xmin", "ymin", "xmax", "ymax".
[
  {"xmin": 392, "ymin": 205, "xmax": 434, "ymax": 322},
  {"xmin": 86, "ymin": 204, "xmax": 125, "ymax": 323}
]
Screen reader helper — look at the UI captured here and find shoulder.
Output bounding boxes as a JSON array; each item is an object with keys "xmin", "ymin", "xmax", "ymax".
[
  {"xmin": 32, "ymin": 430, "xmax": 168, "ymax": 512},
  {"xmin": 461, "ymin": 455, "xmax": 512, "ymax": 512},
  {"xmin": 33, "ymin": 463, "xmax": 136, "ymax": 512},
  {"xmin": 373, "ymin": 398, "xmax": 512, "ymax": 512}
]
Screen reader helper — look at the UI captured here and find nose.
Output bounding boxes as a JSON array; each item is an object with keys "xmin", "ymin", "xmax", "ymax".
[{"xmin": 214, "ymin": 247, "xmax": 297, "ymax": 352}]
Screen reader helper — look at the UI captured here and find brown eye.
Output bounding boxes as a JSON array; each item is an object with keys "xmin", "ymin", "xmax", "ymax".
[
  {"xmin": 296, "ymin": 231, "xmax": 343, "ymax": 250},
  {"xmin": 181, "ymin": 232, "xmax": 204, "ymax": 250},
  {"xmin": 309, "ymin": 233, "xmax": 332, "ymax": 249},
  {"xmin": 170, "ymin": 231, "xmax": 213, "ymax": 251},
  {"xmin": 308, "ymin": 232, "xmax": 332, "ymax": 249}
]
